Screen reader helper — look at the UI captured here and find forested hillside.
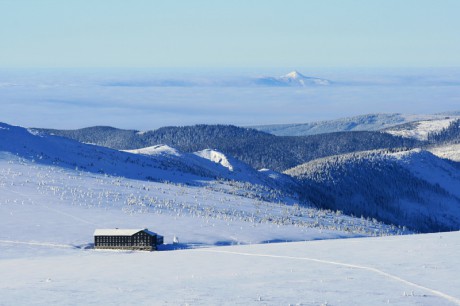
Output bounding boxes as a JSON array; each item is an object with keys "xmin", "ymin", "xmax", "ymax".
[
  {"xmin": 39, "ymin": 126, "xmax": 144, "ymax": 149},
  {"xmin": 428, "ymin": 119, "xmax": 460, "ymax": 144},
  {"xmin": 36, "ymin": 125, "xmax": 420, "ymax": 171},
  {"xmin": 286, "ymin": 149, "xmax": 460, "ymax": 232}
]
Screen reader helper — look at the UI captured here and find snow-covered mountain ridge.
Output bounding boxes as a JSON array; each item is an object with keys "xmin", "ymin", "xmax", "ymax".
[
  {"xmin": 0, "ymin": 122, "xmax": 301, "ymax": 203},
  {"xmin": 35, "ymin": 124, "xmax": 419, "ymax": 172},
  {"xmin": 123, "ymin": 145, "xmax": 297, "ymax": 192},
  {"xmin": 251, "ymin": 113, "xmax": 460, "ymax": 136},
  {"xmin": 3, "ymin": 120, "xmax": 460, "ymax": 233},
  {"xmin": 384, "ymin": 117, "xmax": 459, "ymax": 140},
  {"xmin": 21, "ymin": 119, "xmax": 460, "ymax": 232},
  {"xmin": 0, "ymin": 121, "xmax": 408, "ymax": 257}
]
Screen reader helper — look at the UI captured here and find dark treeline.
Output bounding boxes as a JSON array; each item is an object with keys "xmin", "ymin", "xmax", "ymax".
[
  {"xmin": 428, "ymin": 119, "xmax": 460, "ymax": 144},
  {"xmin": 40, "ymin": 126, "xmax": 145, "ymax": 149},
  {"xmin": 37, "ymin": 125, "xmax": 421, "ymax": 171}
]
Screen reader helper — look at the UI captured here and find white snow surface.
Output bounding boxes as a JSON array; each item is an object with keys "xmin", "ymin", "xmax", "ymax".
[
  {"xmin": 385, "ymin": 118, "xmax": 457, "ymax": 140},
  {"xmin": 252, "ymin": 113, "xmax": 460, "ymax": 136},
  {"xmin": 429, "ymin": 144, "xmax": 460, "ymax": 162},
  {"xmin": 124, "ymin": 144, "xmax": 181, "ymax": 156},
  {"xmin": 194, "ymin": 149, "xmax": 234, "ymax": 171},
  {"xmin": 1, "ymin": 221, "xmax": 459, "ymax": 305}
]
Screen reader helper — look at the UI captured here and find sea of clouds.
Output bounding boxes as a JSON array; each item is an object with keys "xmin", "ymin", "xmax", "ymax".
[{"xmin": 1, "ymin": 68, "xmax": 459, "ymax": 130}]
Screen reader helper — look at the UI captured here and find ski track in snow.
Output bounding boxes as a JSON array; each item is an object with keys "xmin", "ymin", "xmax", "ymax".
[{"xmin": 199, "ymin": 249, "xmax": 460, "ymax": 306}]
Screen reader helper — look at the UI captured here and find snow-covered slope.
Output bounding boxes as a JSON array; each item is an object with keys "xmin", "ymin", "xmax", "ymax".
[
  {"xmin": 251, "ymin": 113, "xmax": 458, "ymax": 136},
  {"xmin": 0, "ymin": 122, "xmax": 294, "ymax": 192},
  {"xmin": 0, "ymin": 153, "xmax": 366, "ymax": 248},
  {"xmin": 255, "ymin": 70, "xmax": 330, "ymax": 87},
  {"xmin": 123, "ymin": 145, "xmax": 298, "ymax": 192},
  {"xmin": 192, "ymin": 148, "xmax": 285, "ymax": 185},
  {"xmin": 1, "ymin": 224, "xmax": 458, "ymax": 305},
  {"xmin": 124, "ymin": 144, "xmax": 181, "ymax": 156},
  {"xmin": 194, "ymin": 149, "xmax": 234, "ymax": 171},
  {"xmin": 286, "ymin": 149, "xmax": 460, "ymax": 232},
  {"xmin": 0, "ymin": 122, "xmax": 218, "ymax": 184},
  {"xmin": 385, "ymin": 118, "xmax": 459, "ymax": 140},
  {"xmin": 429, "ymin": 144, "xmax": 460, "ymax": 162}
]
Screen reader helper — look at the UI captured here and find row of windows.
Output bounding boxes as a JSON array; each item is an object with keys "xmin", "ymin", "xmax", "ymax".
[
  {"xmin": 95, "ymin": 235, "xmax": 152, "ymax": 240},
  {"xmin": 96, "ymin": 244, "xmax": 153, "ymax": 248},
  {"xmin": 95, "ymin": 236, "xmax": 152, "ymax": 246},
  {"xmin": 96, "ymin": 242, "xmax": 150, "ymax": 246}
]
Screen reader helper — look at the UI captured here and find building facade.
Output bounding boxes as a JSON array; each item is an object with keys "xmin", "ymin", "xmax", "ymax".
[{"xmin": 94, "ymin": 228, "xmax": 164, "ymax": 251}]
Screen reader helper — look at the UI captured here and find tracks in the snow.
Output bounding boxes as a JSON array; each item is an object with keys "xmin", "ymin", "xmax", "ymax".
[{"xmin": 199, "ymin": 248, "xmax": 460, "ymax": 305}]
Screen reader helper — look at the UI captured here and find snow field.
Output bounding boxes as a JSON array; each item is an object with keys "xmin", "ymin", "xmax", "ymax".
[
  {"xmin": 0, "ymin": 154, "xmax": 404, "ymax": 251},
  {"xmin": 429, "ymin": 144, "xmax": 460, "ymax": 162},
  {"xmin": 385, "ymin": 118, "xmax": 457, "ymax": 140},
  {"xmin": 0, "ymin": 232, "xmax": 459, "ymax": 305}
]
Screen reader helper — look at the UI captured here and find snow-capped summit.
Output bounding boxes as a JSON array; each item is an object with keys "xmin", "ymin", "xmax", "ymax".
[
  {"xmin": 280, "ymin": 71, "xmax": 330, "ymax": 86},
  {"xmin": 282, "ymin": 70, "xmax": 305, "ymax": 80},
  {"xmin": 255, "ymin": 71, "xmax": 330, "ymax": 87}
]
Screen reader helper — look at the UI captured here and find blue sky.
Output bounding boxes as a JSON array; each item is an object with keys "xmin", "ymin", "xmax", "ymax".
[{"xmin": 1, "ymin": 0, "xmax": 460, "ymax": 68}]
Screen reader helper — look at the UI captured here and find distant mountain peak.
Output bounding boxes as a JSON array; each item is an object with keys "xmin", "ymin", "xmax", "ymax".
[
  {"xmin": 283, "ymin": 71, "xmax": 306, "ymax": 80},
  {"xmin": 255, "ymin": 71, "xmax": 330, "ymax": 87}
]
